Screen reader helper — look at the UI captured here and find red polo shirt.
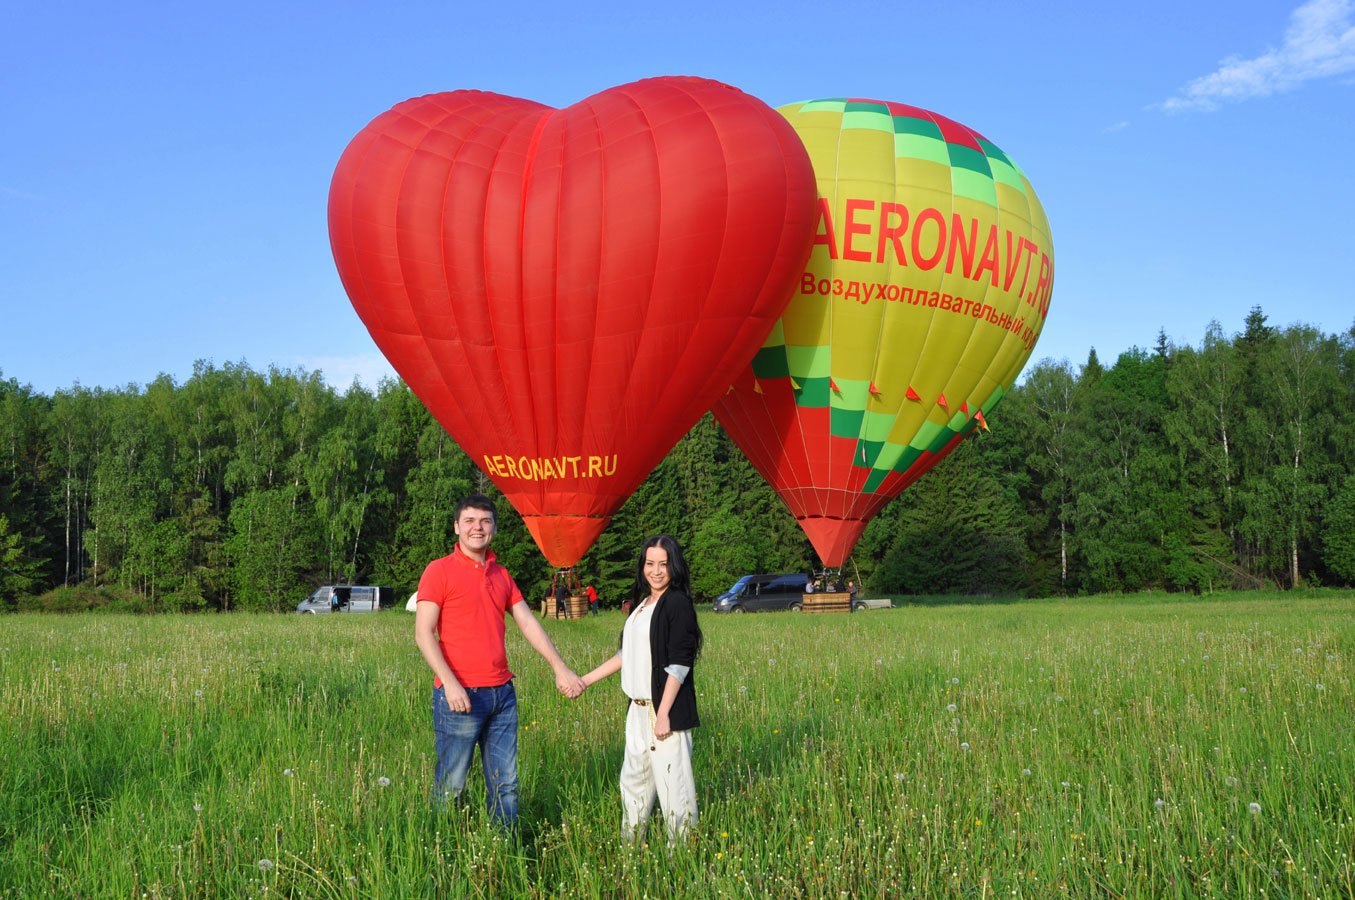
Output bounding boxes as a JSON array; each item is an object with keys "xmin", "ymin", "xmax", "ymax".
[{"xmin": 418, "ymin": 544, "xmax": 524, "ymax": 688}]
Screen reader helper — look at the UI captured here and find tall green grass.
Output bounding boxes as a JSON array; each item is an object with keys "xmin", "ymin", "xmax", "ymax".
[{"xmin": 1, "ymin": 593, "xmax": 1351, "ymax": 897}]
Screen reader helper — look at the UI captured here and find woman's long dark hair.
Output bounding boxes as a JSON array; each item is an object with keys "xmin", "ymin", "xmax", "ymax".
[
  {"xmin": 631, "ymin": 534, "xmax": 691, "ymax": 603},
  {"xmin": 629, "ymin": 534, "xmax": 701, "ymax": 658}
]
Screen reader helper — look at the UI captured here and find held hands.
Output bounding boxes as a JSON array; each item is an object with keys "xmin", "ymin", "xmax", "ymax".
[{"xmin": 556, "ymin": 668, "xmax": 586, "ymax": 699}]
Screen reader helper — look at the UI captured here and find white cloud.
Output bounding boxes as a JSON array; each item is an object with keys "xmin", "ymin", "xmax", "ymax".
[
  {"xmin": 289, "ymin": 353, "xmax": 399, "ymax": 391},
  {"xmin": 1159, "ymin": 0, "xmax": 1355, "ymax": 112},
  {"xmin": 1102, "ymin": 120, "xmax": 1130, "ymax": 133}
]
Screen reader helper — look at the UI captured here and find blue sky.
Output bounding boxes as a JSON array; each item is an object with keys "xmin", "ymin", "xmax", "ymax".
[{"xmin": 3, "ymin": 0, "xmax": 1353, "ymax": 395}]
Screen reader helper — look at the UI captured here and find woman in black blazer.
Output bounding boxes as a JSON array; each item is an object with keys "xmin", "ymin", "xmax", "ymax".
[{"xmin": 580, "ymin": 534, "xmax": 702, "ymax": 841}]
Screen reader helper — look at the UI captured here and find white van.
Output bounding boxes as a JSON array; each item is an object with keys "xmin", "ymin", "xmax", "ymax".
[{"xmin": 296, "ymin": 585, "xmax": 395, "ymax": 614}]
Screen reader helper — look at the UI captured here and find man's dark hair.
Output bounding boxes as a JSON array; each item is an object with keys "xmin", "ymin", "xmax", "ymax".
[{"xmin": 454, "ymin": 494, "xmax": 497, "ymax": 522}]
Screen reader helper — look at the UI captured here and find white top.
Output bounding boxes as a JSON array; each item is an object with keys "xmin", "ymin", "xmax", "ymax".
[{"xmin": 620, "ymin": 600, "xmax": 656, "ymax": 700}]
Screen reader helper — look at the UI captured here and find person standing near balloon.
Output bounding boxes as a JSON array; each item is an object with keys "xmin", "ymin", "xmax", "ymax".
[
  {"xmin": 585, "ymin": 583, "xmax": 599, "ymax": 616},
  {"xmin": 578, "ymin": 534, "xmax": 702, "ymax": 842},
  {"xmin": 554, "ymin": 579, "xmax": 570, "ymax": 620},
  {"xmin": 414, "ymin": 494, "xmax": 585, "ymax": 829}
]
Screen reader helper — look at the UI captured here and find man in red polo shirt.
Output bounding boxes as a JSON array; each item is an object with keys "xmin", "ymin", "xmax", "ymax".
[{"xmin": 414, "ymin": 494, "xmax": 584, "ymax": 828}]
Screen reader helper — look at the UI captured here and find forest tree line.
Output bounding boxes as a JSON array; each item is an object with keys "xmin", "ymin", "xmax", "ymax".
[{"xmin": 2, "ymin": 307, "xmax": 1353, "ymax": 612}]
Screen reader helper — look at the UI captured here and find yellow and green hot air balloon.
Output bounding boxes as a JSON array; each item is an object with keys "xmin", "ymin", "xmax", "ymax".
[{"xmin": 713, "ymin": 98, "xmax": 1054, "ymax": 567}]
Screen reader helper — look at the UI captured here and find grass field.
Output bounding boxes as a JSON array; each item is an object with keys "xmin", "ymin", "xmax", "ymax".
[{"xmin": 1, "ymin": 593, "xmax": 1351, "ymax": 898}]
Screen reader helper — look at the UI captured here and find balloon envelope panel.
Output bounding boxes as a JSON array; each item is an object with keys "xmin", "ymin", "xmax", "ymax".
[
  {"xmin": 329, "ymin": 78, "xmax": 819, "ymax": 566},
  {"xmin": 714, "ymin": 98, "xmax": 1054, "ymax": 566}
]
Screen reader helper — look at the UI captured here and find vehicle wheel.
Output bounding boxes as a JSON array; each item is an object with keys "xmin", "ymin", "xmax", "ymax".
[
  {"xmin": 789, "ymin": 602, "xmax": 802, "ymax": 612},
  {"xmin": 852, "ymin": 602, "xmax": 865, "ymax": 612},
  {"xmin": 731, "ymin": 606, "xmax": 745, "ymax": 614}
]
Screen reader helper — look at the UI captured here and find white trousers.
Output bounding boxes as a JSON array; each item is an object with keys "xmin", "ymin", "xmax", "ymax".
[{"xmin": 620, "ymin": 701, "xmax": 697, "ymax": 841}]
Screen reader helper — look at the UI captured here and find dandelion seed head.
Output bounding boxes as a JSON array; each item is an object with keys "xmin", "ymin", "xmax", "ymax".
[
  {"xmin": 1021, "ymin": 768, "xmax": 1032, "ymax": 777},
  {"xmin": 960, "ymin": 742, "xmax": 970, "ymax": 752},
  {"xmin": 283, "ymin": 768, "xmax": 295, "ymax": 778},
  {"xmin": 346, "ymin": 876, "xmax": 357, "ymax": 885},
  {"xmin": 1154, "ymin": 798, "xmax": 1165, "ymax": 810},
  {"xmin": 894, "ymin": 773, "xmax": 906, "ymax": 781},
  {"xmin": 194, "ymin": 689, "xmax": 203, "ymax": 698},
  {"xmin": 193, "ymin": 803, "xmax": 203, "ymax": 813},
  {"xmin": 258, "ymin": 859, "xmax": 274, "ymax": 872},
  {"xmin": 1239, "ymin": 687, "xmax": 1246, "ymax": 694},
  {"xmin": 946, "ymin": 703, "xmax": 958, "ymax": 713},
  {"xmin": 377, "ymin": 776, "xmax": 391, "ymax": 788},
  {"xmin": 1225, "ymin": 776, "xmax": 1239, "ymax": 788},
  {"xmin": 1316, "ymin": 683, "xmax": 1325, "ymax": 691},
  {"xmin": 951, "ymin": 677, "xmax": 960, "ymax": 685},
  {"xmin": 1061, "ymin": 781, "xmax": 1071, "ymax": 789},
  {"xmin": 1249, "ymin": 802, "xmax": 1262, "ymax": 815}
]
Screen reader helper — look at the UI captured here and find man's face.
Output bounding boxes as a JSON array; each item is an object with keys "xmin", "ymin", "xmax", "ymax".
[{"xmin": 454, "ymin": 507, "xmax": 496, "ymax": 552}]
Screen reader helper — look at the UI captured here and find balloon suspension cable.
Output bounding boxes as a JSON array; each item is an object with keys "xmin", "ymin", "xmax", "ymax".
[
  {"xmin": 810, "ymin": 566, "xmax": 849, "ymax": 593},
  {"xmin": 554, "ymin": 566, "xmax": 578, "ymax": 594}
]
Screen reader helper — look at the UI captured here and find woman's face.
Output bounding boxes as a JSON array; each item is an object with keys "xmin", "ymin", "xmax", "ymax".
[{"xmin": 643, "ymin": 546, "xmax": 671, "ymax": 595}]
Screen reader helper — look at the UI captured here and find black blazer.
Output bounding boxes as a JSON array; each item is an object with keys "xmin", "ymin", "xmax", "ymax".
[{"xmin": 635, "ymin": 589, "xmax": 701, "ymax": 731}]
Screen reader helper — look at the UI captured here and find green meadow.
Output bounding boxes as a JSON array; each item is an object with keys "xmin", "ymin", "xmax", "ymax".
[{"xmin": 2, "ymin": 593, "xmax": 1351, "ymax": 898}]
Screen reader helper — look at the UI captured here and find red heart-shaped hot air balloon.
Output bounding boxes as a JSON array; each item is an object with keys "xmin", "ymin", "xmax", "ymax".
[{"xmin": 328, "ymin": 77, "xmax": 818, "ymax": 566}]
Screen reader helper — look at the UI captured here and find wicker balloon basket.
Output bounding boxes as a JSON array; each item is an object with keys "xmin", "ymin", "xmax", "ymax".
[
  {"xmin": 544, "ymin": 595, "xmax": 589, "ymax": 619},
  {"xmin": 802, "ymin": 591, "xmax": 852, "ymax": 614}
]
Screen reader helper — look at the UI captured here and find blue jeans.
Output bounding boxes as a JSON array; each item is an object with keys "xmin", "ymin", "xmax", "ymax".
[{"xmin": 431, "ymin": 681, "xmax": 519, "ymax": 828}]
